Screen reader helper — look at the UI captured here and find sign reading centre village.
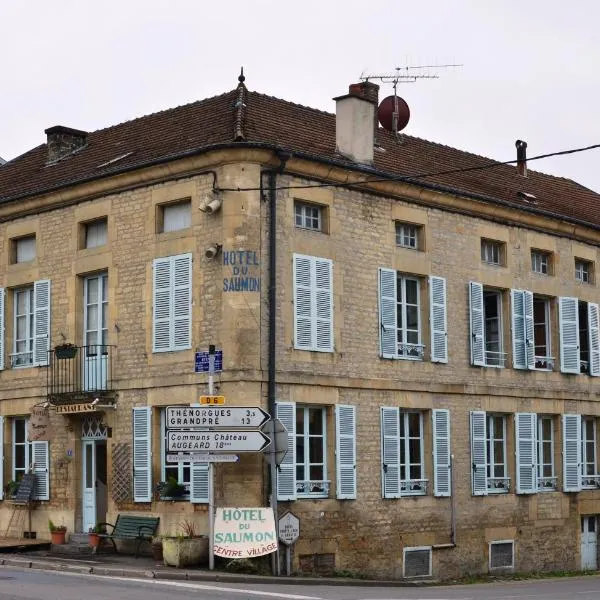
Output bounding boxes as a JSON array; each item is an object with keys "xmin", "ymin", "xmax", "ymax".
[{"xmin": 213, "ymin": 507, "xmax": 277, "ymax": 558}]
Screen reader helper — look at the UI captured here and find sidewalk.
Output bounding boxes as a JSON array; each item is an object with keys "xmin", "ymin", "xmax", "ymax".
[{"xmin": 0, "ymin": 549, "xmax": 426, "ymax": 587}]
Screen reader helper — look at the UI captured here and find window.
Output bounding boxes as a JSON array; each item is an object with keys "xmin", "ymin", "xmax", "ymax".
[
  {"xmin": 296, "ymin": 406, "xmax": 328, "ymax": 497},
  {"xmin": 403, "ymin": 547, "xmax": 432, "ymax": 578},
  {"xmin": 581, "ymin": 417, "xmax": 599, "ymax": 488},
  {"xmin": 481, "ymin": 239, "xmax": 503, "ymax": 266},
  {"xmin": 531, "ymin": 250, "xmax": 550, "ymax": 275},
  {"xmin": 470, "ymin": 283, "xmax": 506, "ymax": 367},
  {"xmin": 489, "ymin": 541, "xmax": 514, "ymax": 570},
  {"xmin": 537, "ymin": 416, "xmax": 556, "ymax": 490},
  {"xmin": 395, "ymin": 222, "xmax": 420, "ymax": 250},
  {"xmin": 293, "ymin": 254, "xmax": 333, "ymax": 352},
  {"xmin": 12, "ymin": 286, "xmax": 33, "ymax": 367},
  {"xmin": 12, "ymin": 417, "xmax": 31, "ymax": 482},
  {"xmin": 295, "ymin": 202, "xmax": 323, "ymax": 231},
  {"xmin": 13, "ymin": 235, "xmax": 36, "ymax": 264},
  {"xmin": 11, "ymin": 417, "xmax": 49, "ymax": 500},
  {"xmin": 470, "ymin": 411, "xmax": 510, "ymax": 495},
  {"xmin": 396, "ymin": 276, "xmax": 422, "ymax": 359},
  {"xmin": 159, "ymin": 200, "xmax": 191, "ymax": 233},
  {"xmin": 160, "ymin": 409, "xmax": 191, "ymax": 499},
  {"xmin": 152, "ymin": 254, "xmax": 192, "ymax": 352},
  {"xmin": 276, "ymin": 402, "xmax": 356, "ymax": 501},
  {"xmin": 84, "ymin": 219, "xmax": 107, "ymax": 249},
  {"xmin": 575, "ymin": 259, "xmax": 593, "ymax": 284},
  {"xmin": 399, "ymin": 411, "xmax": 426, "ymax": 495},
  {"xmin": 533, "ymin": 297, "xmax": 553, "ymax": 369},
  {"xmin": 558, "ymin": 298, "xmax": 600, "ymax": 376}
]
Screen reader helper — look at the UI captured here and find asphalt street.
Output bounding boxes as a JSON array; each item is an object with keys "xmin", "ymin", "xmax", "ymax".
[{"xmin": 3, "ymin": 568, "xmax": 600, "ymax": 600}]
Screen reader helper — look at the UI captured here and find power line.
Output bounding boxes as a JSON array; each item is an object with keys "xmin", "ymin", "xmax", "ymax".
[{"xmin": 218, "ymin": 143, "xmax": 600, "ymax": 193}]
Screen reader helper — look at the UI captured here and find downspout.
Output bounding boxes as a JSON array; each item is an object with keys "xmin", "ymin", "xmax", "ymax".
[{"xmin": 433, "ymin": 453, "xmax": 456, "ymax": 549}]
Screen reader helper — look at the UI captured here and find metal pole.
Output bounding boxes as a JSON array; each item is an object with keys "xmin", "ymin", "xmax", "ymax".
[
  {"xmin": 450, "ymin": 454, "xmax": 456, "ymax": 545},
  {"xmin": 208, "ymin": 344, "xmax": 216, "ymax": 571}
]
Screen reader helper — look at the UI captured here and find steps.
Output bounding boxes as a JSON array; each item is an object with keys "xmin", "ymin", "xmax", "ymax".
[{"xmin": 50, "ymin": 532, "xmax": 93, "ymax": 556}]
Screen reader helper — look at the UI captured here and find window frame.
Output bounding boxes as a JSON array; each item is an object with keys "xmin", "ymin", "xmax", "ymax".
[
  {"xmin": 537, "ymin": 416, "xmax": 556, "ymax": 491},
  {"xmin": 483, "ymin": 289, "xmax": 505, "ymax": 367},
  {"xmin": 399, "ymin": 411, "xmax": 426, "ymax": 495},
  {"xmin": 294, "ymin": 201, "xmax": 323, "ymax": 232},
  {"xmin": 486, "ymin": 414, "xmax": 509, "ymax": 493},
  {"xmin": 481, "ymin": 239, "xmax": 503, "ymax": 266},
  {"xmin": 84, "ymin": 218, "xmax": 108, "ymax": 249},
  {"xmin": 12, "ymin": 286, "xmax": 34, "ymax": 368},
  {"xmin": 157, "ymin": 199, "xmax": 192, "ymax": 234},
  {"xmin": 12, "ymin": 417, "xmax": 31, "ymax": 482},
  {"xmin": 533, "ymin": 296, "xmax": 552, "ymax": 370},
  {"xmin": 489, "ymin": 540, "xmax": 515, "ymax": 571},
  {"xmin": 575, "ymin": 259, "xmax": 592, "ymax": 284},
  {"xmin": 12, "ymin": 235, "xmax": 37, "ymax": 264},
  {"xmin": 396, "ymin": 274, "xmax": 423, "ymax": 360},
  {"xmin": 159, "ymin": 409, "xmax": 191, "ymax": 498},
  {"xmin": 395, "ymin": 222, "xmax": 420, "ymax": 250},
  {"xmin": 531, "ymin": 250, "xmax": 550, "ymax": 275},
  {"xmin": 581, "ymin": 416, "xmax": 598, "ymax": 488},
  {"xmin": 295, "ymin": 405, "xmax": 328, "ymax": 499}
]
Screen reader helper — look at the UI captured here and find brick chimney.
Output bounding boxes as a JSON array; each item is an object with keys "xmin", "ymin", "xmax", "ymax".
[
  {"xmin": 516, "ymin": 139, "xmax": 527, "ymax": 177},
  {"xmin": 45, "ymin": 125, "xmax": 87, "ymax": 163},
  {"xmin": 334, "ymin": 82, "xmax": 379, "ymax": 165}
]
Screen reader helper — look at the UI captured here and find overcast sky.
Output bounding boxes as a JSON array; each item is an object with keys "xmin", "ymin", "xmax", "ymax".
[{"xmin": 1, "ymin": 1, "xmax": 598, "ymax": 191}]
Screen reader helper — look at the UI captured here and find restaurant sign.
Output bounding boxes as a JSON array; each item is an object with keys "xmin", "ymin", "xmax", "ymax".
[
  {"xmin": 55, "ymin": 403, "xmax": 99, "ymax": 414},
  {"xmin": 28, "ymin": 405, "xmax": 50, "ymax": 441},
  {"xmin": 213, "ymin": 507, "xmax": 277, "ymax": 558}
]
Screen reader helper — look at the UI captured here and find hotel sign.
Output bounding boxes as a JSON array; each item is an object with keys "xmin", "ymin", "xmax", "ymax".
[{"xmin": 55, "ymin": 403, "xmax": 99, "ymax": 414}]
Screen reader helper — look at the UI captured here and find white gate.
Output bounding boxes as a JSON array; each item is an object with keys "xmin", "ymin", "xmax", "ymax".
[{"xmin": 581, "ymin": 516, "xmax": 598, "ymax": 570}]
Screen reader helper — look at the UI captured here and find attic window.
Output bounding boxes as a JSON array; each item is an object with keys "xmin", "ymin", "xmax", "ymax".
[{"xmin": 97, "ymin": 152, "xmax": 133, "ymax": 169}]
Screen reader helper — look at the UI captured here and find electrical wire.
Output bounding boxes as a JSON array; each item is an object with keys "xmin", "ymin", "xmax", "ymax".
[{"xmin": 217, "ymin": 143, "xmax": 600, "ymax": 193}]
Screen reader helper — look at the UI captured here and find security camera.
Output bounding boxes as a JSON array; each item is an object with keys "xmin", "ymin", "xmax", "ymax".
[
  {"xmin": 200, "ymin": 196, "xmax": 222, "ymax": 214},
  {"xmin": 205, "ymin": 244, "xmax": 222, "ymax": 259}
]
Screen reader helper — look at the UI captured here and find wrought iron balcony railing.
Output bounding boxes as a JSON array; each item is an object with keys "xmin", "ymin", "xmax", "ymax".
[{"xmin": 47, "ymin": 345, "xmax": 115, "ymax": 403}]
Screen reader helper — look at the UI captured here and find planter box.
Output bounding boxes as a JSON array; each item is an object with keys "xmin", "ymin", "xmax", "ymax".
[{"xmin": 162, "ymin": 537, "xmax": 208, "ymax": 568}]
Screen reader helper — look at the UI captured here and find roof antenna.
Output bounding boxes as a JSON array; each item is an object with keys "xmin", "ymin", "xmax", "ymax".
[
  {"xmin": 361, "ymin": 63, "xmax": 462, "ymax": 140},
  {"xmin": 238, "ymin": 67, "xmax": 245, "ymax": 84}
]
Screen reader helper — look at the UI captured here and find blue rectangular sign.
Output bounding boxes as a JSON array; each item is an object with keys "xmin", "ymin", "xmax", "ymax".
[{"xmin": 195, "ymin": 350, "xmax": 223, "ymax": 373}]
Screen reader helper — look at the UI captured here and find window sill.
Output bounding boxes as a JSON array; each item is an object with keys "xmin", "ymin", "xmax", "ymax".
[
  {"xmin": 296, "ymin": 494, "xmax": 329, "ymax": 500},
  {"xmin": 157, "ymin": 496, "xmax": 190, "ymax": 502}
]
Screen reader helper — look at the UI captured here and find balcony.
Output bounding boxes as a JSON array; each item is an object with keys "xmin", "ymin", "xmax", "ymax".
[
  {"xmin": 47, "ymin": 344, "xmax": 116, "ymax": 405},
  {"xmin": 400, "ymin": 478, "xmax": 429, "ymax": 495}
]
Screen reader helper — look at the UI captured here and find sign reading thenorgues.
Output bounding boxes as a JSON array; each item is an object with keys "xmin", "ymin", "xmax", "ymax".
[
  {"xmin": 166, "ymin": 406, "xmax": 270, "ymax": 429},
  {"xmin": 214, "ymin": 507, "xmax": 277, "ymax": 558},
  {"xmin": 167, "ymin": 430, "xmax": 271, "ymax": 453}
]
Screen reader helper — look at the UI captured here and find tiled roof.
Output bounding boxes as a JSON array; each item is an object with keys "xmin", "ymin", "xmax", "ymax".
[{"xmin": 1, "ymin": 84, "xmax": 599, "ymax": 229}]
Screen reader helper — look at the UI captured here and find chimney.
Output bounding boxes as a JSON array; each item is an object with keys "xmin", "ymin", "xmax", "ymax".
[
  {"xmin": 515, "ymin": 139, "xmax": 527, "ymax": 177},
  {"xmin": 45, "ymin": 125, "xmax": 87, "ymax": 163},
  {"xmin": 334, "ymin": 82, "xmax": 378, "ymax": 164}
]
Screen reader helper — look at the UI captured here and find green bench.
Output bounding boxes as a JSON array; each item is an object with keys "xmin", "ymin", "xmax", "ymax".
[{"xmin": 95, "ymin": 515, "xmax": 160, "ymax": 557}]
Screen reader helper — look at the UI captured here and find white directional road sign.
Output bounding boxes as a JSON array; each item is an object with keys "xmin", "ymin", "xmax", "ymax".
[
  {"xmin": 167, "ymin": 430, "xmax": 271, "ymax": 453},
  {"xmin": 278, "ymin": 511, "xmax": 300, "ymax": 545},
  {"xmin": 166, "ymin": 406, "xmax": 270, "ymax": 429},
  {"xmin": 166, "ymin": 453, "xmax": 239, "ymax": 463}
]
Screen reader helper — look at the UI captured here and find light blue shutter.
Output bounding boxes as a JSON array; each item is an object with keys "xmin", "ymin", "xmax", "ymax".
[
  {"xmin": 563, "ymin": 414, "xmax": 581, "ymax": 492},
  {"xmin": 33, "ymin": 280, "xmax": 51, "ymax": 366},
  {"xmin": 133, "ymin": 407, "xmax": 152, "ymax": 502},
  {"xmin": 32, "ymin": 440, "xmax": 49, "ymax": 500},
  {"xmin": 515, "ymin": 413, "xmax": 537, "ymax": 494},
  {"xmin": 379, "ymin": 268, "xmax": 397, "ymax": 358},
  {"xmin": 172, "ymin": 254, "xmax": 192, "ymax": 350},
  {"xmin": 588, "ymin": 303, "xmax": 600, "ymax": 376},
  {"xmin": 0, "ymin": 416, "xmax": 4, "ymax": 500},
  {"xmin": 429, "ymin": 276, "xmax": 448, "ymax": 363},
  {"xmin": 0, "ymin": 288, "xmax": 4, "ymax": 370},
  {"xmin": 190, "ymin": 463, "xmax": 209, "ymax": 503},
  {"xmin": 469, "ymin": 282, "xmax": 485, "ymax": 366},
  {"xmin": 315, "ymin": 258, "xmax": 333, "ymax": 352},
  {"xmin": 276, "ymin": 402, "xmax": 296, "ymax": 501},
  {"xmin": 293, "ymin": 255, "xmax": 313, "ymax": 350},
  {"xmin": 335, "ymin": 405, "xmax": 356, "ymax": 499},
  {"xmin": 153, "ymin": 257, "xmax": 172, "ymax": 352},
  {"xmin": 381, "ymin": 407, "xmax": 400, "ymax": 498},
  {"xmin": 470, "ymin": 411, "xmax": 487, "ymax": 495},
  {"xmin": 511, "ymin": 289, "xmax": 527, "ymax": 369},
  {"xmin": 524, "ymin": 291, "xmax": 535, "ymax": 369},
  {"xmin": 559, "ymin": 297, "xmax": 580, "ymax": 374},
  {"xmin": 432, "ymin": 409, "xmax": 451, "ymax": 497}
]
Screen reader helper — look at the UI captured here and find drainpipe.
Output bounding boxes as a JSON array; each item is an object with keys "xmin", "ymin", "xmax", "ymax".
[
  {"xmin": 433, "ymin": 453, "xmax": 456, "ymax": 550},
  {"xmin": 267, "ymin": 150, "xmax": 290, "ymax": 576}
]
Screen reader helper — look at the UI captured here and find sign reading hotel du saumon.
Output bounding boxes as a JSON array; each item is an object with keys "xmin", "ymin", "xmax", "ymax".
[{"xmin": 213, "ymin": 507, "xmax": 277, "ymax": 558}]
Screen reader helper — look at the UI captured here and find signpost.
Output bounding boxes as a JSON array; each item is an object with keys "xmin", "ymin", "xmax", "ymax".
[
  {"xmin": 166, "ymin": 453, "xmax": 239, "ymax": 463},
  {"xmin": 167, "ymin": 430, "xmax": 271, "ymax": 453},
  {"xmin": 278, "ymin": 511, "xmax": 300, "ymax": 576}
]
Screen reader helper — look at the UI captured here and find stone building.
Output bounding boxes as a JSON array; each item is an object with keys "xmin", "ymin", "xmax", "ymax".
[{"xmin": 0, "ymin": 74, "xmax": 600, "ymax": 579}]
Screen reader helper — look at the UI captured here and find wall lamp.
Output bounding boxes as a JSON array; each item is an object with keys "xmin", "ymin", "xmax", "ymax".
[{"xmin": 205, "ymin": 243, "xmax": 222, "ymax": 260}]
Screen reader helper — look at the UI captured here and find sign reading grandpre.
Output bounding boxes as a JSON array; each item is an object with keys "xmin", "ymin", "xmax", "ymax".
[{"xmin": 166, "ymin": 406, "xmax": 270, "ymax": 429}]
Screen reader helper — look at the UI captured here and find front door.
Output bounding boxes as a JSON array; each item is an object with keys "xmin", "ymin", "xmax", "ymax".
[
  {"xmin": 82, "ymin": 440, "xmax": 96, "ymax": 532},
  {"xmin": 83, "ymin": 273, "xmax": 108, "ymax": 391},
  {"xmin": 581, "ymin": 516, "xmax": 598, "ymax": 570}
]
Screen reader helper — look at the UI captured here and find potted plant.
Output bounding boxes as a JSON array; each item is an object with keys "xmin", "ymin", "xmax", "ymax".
[
  {"xmin": 48, "ymin": 519, "xmax": 67, "ymax": 544},
  {"xmin": 88, "ymin": 523, "xmax": 106, "ymax": 548},
  {"xmin": 5, "ymin": 480, "xmax": 19, "ymax": 499},
  {"xmin": 54, "ymin": 343, "xmax": 78, "ymax": 359},
  {"xmin": 156, "ymin": 476, "xmax": 187, "ymax": 501},
  {"xmin": 162, "ymin": 520, "xmax": 209, "ymax": 568}
]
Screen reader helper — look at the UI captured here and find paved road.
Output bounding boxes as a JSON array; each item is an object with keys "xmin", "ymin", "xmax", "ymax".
[{"xmin": 3, "ymin": 568, "xmax": 600, "ymax": 600}]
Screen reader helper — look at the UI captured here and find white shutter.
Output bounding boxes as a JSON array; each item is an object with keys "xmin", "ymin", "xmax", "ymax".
[
  {"xmin": 563, "ymin": 414, "xmax": 581, "ymax": 492},
  {"xmin": 190, "ymin": 463, "xmax": 209, "ymax": 503},
  {"xmin": 0, "ymin": 288, "xmax": 4, "ymax": 371},
  {"xmin": 32, "ymin": 440, "xmax": 49, "ymax": 500},
  {"xmin": 379, "ymin": 268, "xmax": 398, "ymax": 359},
  {"xmin": 380, "ymin": 407, "xmax": 400, "ymax": 498},
  {"xmin": 276, "ymin": 402, "xmax": 296, "ymax": 501},
  {"xmin": 559, "ymin": 297, "xmax": 580, "ymax": 374},
  {"xmin": 515, "ymin": 413, "xmax": 537, "ymax": 494},
  {"xmin": 469, "ymin": 282, "xmax": 485, "ymax": 366},
  {"xmin": 314, "ymin": 258, "xmax": 333, "ymax": 352},
  {"xmin": 33, "ymin": 280, "xmax": 51, "ymax": 366},
  {"xmin": 172, "ymin": 254, "xmax": 192, "ymax": 350},
  {"xmin": 335, "ymin": 405, "xmax": 356, "ymax": 500},
  {"xmin": 511, "ymin": 289, "xmax": 527, "ymax": 369},
  {"xmin": 429, "ymin": 276, "xmax": 448, "ymax": 363},
  {"xmin": 588, "ymin": 303, "xmax": 600, "ymax": 376},
  {"xmin": 470, "ymin": 411, "xmax": 487, "ymax": 495},
  {"xmin": 133, "ymin": 407, "xmax": 152, "ymax": 502},
  {"xmin": 153, "ymin": 257, "xmax": 172, "ymax": 352},
  {"xmin": 524, "ymin": 290, "xmax": 535, "ymax": 369},
  {"xmin": 432, "ymin": 409, "xmax": 451, "ymax": 497},
  {"xmin": 0, "ymin": 416, "xmax": 4, "ymax": 500},
  {"xmin": 293, "ymin": 255, "xmax": 313, "ymax": 350}
]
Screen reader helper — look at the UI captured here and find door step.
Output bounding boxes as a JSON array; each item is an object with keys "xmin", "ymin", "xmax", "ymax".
[{"xmin": 51, "ymin": 533, "xmax": 93, "ymax": 555}]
